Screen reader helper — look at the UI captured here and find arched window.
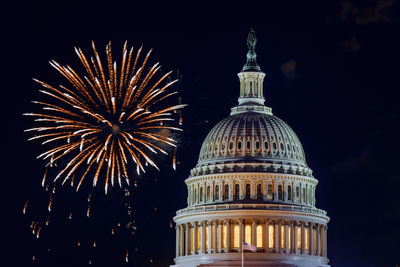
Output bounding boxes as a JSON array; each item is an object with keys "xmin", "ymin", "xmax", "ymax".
[
  {"xmin": 229, "ymin": 142, "xmax": 233, "ymax": 150},
  {"xmin": 264, "ymin": 141, "xmax": 269, "ymax": 151},
  {"xmin": 224, "ymin": 184, "xmax": 229, "ymax": 200},
  {"xmin": 206, "ymin": 186, "xmax": 210, "ymax": 202},
  {"xmin": 305, "ymin": 227, "xmax": 309, "ymax": 250},
  {"xmin": 297, "ymin": 226, "xmax": 302, "ymax": 250},
  {"xmin": 191, "ymin": 227, "xmax": 195, "ymax": 251},
  {"xmin": 233, "ymin": 225, "xmax": 240, "ymax": 248},
  {"xmin": 267, "ymin": 184, "xmax": 273, "ymax": 200},
  {"xmin": 200, "ymin": 187, "xmax": 203, "ymax": 202},
  {"xmin": 273, "ymin": 142, "xmax": 277, "ymax": 150},
  {"xmin": 247, "ymin": 141, "xmax": 251, "ymax": 150},
  {"xmin": 234, "ymin": 184, "xmax": 240, "ymax": 200},
  {"xmin": 281, "ymin": 224, "xmax": 286, "ymax": 249},
  {"xmin": 288, "ymin": 185, "xmax": 292, "ymax": 201},
  {"xmin": 205, "ymin": 225, "xmax": 209, "ymax": 250},
  {"xmin": 238, "ymin": 141, "xmax": 242, "ymax": 150},
  {"xmin": 278, "ymin": 185, "xmax": 283, "ymax": 200},
  {"xmin": 268, "ymin": 224, "xmax": 274, "ymax": 248},
  {"xmin": 255, "ymin": 141, "xmax": 260, "ymax": 150},
  {"xmin": 194, "ymin": 188, "xmax": 197, "ymax": 203},
  {"xmin": 245, "ymin": 184, "xmax": 251, "ymax": 199},
  {"xmin": 296, "ymin": 186, "xmax": 300, "ymax": 202},
  {"xmin": 302, "ymin": 187, "xmax": 306, "ymax": 203},
  {"xmin": 197, "ymin": 227, "xmax": 201, "ymax": 250},
  {"xmin": 215, "ymin": 185, "xmax": 219, "ymax": 201},
  {"xmin": 256, "ymin": 225, "xmax": 263, "ymax": 248},
  {"xmin": 245, "ymin": 224, "xmax": 251, "ymax": 245},
  {"xmin": 257, "ymin": 184, "xmax": 262, "ymax": 200}
]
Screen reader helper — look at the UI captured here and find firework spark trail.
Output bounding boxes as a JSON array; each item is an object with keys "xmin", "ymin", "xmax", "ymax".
[
  {"xmin": 23, "ymin": 201, "xmax": 29, "ymax": 215},
  {"xmin": 25, "ymin": 41, "xmax": 186, "ymax": 194}
]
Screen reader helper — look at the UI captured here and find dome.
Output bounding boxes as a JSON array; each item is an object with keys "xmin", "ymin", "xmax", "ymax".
[
  {"xmin": 173, "ymin": 30, "xmax": 330, "ymax": 267},
  {"xmin": 197, "ymin": 112, "xmax": 307, "ymax": 168}
]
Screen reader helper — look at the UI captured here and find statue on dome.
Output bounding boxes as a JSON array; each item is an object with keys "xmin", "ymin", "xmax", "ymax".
[
  {"xmin": 247, "ymin": 28, "xmax": 257, "ymax": 51},
  {"xmin": 243, "ymin": 28, "xmax": 261, "ymax": 71}
]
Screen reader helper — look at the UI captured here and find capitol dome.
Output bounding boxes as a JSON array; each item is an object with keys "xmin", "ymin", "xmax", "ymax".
[
  {"xmin": 172, "ymin": 29, "xmax": 329, "ymax": 267},
  {"xmin": 197, "ymin": 112, "xmax": 306, "ymax": 168}
]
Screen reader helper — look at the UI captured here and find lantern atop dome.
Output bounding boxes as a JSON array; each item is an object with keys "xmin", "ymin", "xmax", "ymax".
[{"xmin": 231, "ymin": 28, "xmax": 272, "ymax": 115}]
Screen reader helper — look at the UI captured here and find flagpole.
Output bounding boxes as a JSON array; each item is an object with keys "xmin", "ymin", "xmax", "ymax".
[{"xmin": 242, "ymin": 243, "xmax": 244, "ymax": 267}]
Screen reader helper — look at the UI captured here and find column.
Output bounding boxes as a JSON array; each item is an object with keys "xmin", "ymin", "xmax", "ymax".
[
  {"xmin": 201, "ymin": 221, "xmax": 206, "ymax": 254},
  {"xmin": 193, "ymin": 222, "xmax": 198, "ymax": 255},
  {"xmin": 180, "ymin": 224, "xmax": 185, "ymax": 256},
  {"xmin": 265, "ymin": 219, "xmax": 269, "ymax": 252},
  {"xmin": 185, "ymin": 223, "xmax": 191, "ymax": 256},
  {"xmin": 213, "ymin": 220, "xmax": 218, "ymax": 253},
  {"xmin": 208, "ymin": 221, "xmax": 212, "ymax": 253},
  {"xmin": 175, "ymin": 225, "xmax": 179, "ymax": 258},
  {"xmin": 320, "ymin": 225, "xmax": 324, "ymax": 257},
  {"xmin": 252, "ymin": 219, "xmax": 257, "ymax": 249},
  {"xmin": 211, "ymin": 183, "xmax": 214, "ymax": 202},
  {"xmin": 301, "ymin": 222, "xmax": 305, "ymax": 254},
  {"xmin": 289, "ymin": 221, "xmax": 296, "ymax": 253},
  {"xmin": 293, "ymin": 221, "xmax": 298, "ymax": 254},
  {"xmin": 263, "ymin": 181, "xmax": 267, "ymax": 201},
  {"xmin": 239, "ymin": 219, "xmax": 244, "ymax": 252},
  {"xmin": 196, "ymin": 184, "xmax": 199, "ymax": 203},
  {"xmin": 309, "ymin": 222, "xmax": 314, "ymax": 255},
  {"xmin": 188, "ymin": 186, "xmax": 191, "ymax": 205},
  {"xmin": 226, "ymin": 219, "xmax": 231, "ymax": 252},
  {"xmin": 316, "ymin": 224, "xmax": 320, "ymax": 256},
  {"xmin": 324, "ymin": 225, "xmax": 328, "ymax": 258},
  {"xmin": 217, "ymin": 221, "xmax": 222, "ymax": 253},
  {"xmin": 285, "ymin": 221, "xmax": 290, "ymax": 253},
  {"xmin": 275, "ymin": 220, "xmax": 280, "ymax": 252}
]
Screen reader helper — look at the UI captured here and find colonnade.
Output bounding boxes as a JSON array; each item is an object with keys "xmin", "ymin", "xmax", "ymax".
[
  {"xmin": 188, "ymin": 180, "xmax": 315, "ymax": 206},
  {"xmin": 175, "ymin": 219, "xmax": 327, "ymax": 259}
]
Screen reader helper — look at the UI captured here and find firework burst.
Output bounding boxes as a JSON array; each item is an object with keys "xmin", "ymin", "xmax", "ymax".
[{"xmin": 25, "ymin": 41, "xmax": 185, "ymax": 194}]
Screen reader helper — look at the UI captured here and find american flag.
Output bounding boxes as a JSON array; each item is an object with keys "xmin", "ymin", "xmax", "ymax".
[{"xmin": 242, "ymin": 241, "xmax": 257, "ymax": 252}]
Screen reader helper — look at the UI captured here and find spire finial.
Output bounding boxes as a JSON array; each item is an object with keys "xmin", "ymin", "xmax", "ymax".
[{"xmin": 242, "ymin": 28, "xmax": 261, "ymax": 72}]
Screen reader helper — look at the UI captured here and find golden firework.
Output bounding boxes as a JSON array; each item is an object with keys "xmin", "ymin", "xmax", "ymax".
[{"xmin": 25, "ymin": 41, "xmax": 185, "ymax": 194}]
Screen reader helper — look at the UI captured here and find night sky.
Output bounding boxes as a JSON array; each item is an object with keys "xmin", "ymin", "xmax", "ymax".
[{"xmin": 3, "ymin": 0, "xmax": 400, "ymax": 266}]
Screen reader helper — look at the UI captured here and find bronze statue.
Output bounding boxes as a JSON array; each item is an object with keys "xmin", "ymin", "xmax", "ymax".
[
  {"xmin": 243, "ymin": 28, "xmax": 261, "ymax": 72},
  {"xmin": 247, "ymin": 28, "xmax": 257, "ymax": 51}
]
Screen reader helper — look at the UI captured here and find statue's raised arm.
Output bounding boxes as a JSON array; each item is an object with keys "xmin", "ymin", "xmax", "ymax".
[{"xmin": 247, "ymin": 28, "xmax": 257, "ymax": 50}]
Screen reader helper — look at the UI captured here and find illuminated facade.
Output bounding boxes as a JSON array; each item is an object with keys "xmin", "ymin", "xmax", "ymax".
[{"xmin": 171, "ymin": 29, "xmax": 330, "ymax": 267}]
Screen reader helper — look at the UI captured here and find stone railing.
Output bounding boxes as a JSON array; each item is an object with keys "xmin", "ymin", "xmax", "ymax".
[{"xmin": 176, "ymin": 203, "xmax": 327, "ymax": 217}]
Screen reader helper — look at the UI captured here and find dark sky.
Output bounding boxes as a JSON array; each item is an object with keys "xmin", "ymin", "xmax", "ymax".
[{"xmin": 3, "ymin": 0, "xmax": 400, "ymax": 266}]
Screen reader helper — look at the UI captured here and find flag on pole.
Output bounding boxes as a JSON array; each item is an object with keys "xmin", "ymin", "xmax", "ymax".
[{"xmin": 242, "ymin": 241, "xmax": 257, "ymax": 252}]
